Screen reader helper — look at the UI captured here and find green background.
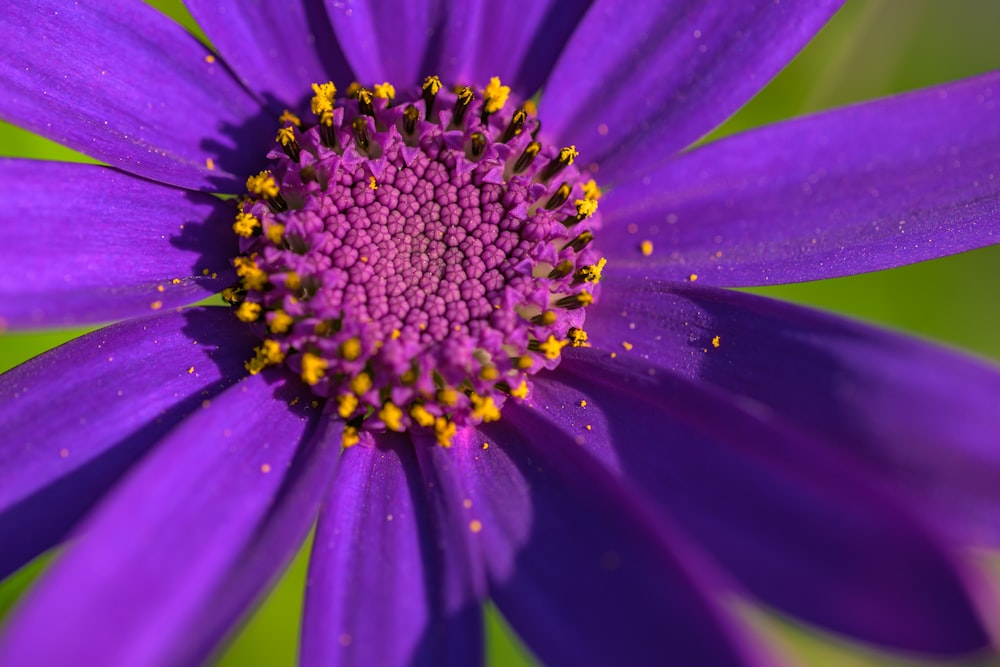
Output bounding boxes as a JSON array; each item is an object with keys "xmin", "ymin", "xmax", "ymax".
[{"xmin": 2, "ymin": 1, "xmax": 999, "ymax": 665}]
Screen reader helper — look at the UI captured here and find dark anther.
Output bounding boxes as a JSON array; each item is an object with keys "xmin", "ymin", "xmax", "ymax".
[
  {"xmin": 402, "ymin": 105, "xmax": 419, "ymax": 135},
  {"xmin": 319, "ymin": 123, "xmax": 337, "ymax": 150},
  {"xmin": 538, "ymin": 146, "xmax": 577, "ymax": 182},
  {"xmin": 452, "ymin": 86, "xmax": 474, "ymax": 126},
  {"xmin": 547, "ymin": 259, "xmax": 574, "ymax": 279},
  {"xmin": 357, "ymin": 88, "xmax": 374, "ymax": 116},
  {"xmin": 513, "ymin": 141, "xmax": 541, "ymax": 174},
  {"xmin": 502, "ymin": 108, "xmax": 527, "ymax": 143},
  {"xmin": 555, "ymin": 292, "xmax": 593, "ymax": 310},
  {"xmin": 545, "ymin": 183, "xmax": 571, "ymax": 210},
  {"xmin": 351, "ymin": 116, "xmax": 370, "ymax": 153},
  {"xmin": 267, "ymin": 193, "xmax": 288, "ymax": 213},
  {"xmin": 422, "ymin": 76, "xmax": 442, "ymax": 119},
  {"xmin": 281, "ymin": 140, "xmax": 301, "ymax": 162},
  {"xmin": 470, "ymin": 132, "xmax": 487, "ymax": 158},
  {"xmin": 564, "ymin": 230, "xmax": 594, "ymax": 253}
]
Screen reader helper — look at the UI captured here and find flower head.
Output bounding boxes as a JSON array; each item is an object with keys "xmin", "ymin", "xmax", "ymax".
[{"xmin": 1, "ymin": 1, "xmax": 1000, "ymax": 666}]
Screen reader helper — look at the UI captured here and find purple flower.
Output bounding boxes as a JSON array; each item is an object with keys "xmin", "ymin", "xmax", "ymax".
[{"xmin": 1, "ymin": 0, "xmax": 999, "ymax": 665}]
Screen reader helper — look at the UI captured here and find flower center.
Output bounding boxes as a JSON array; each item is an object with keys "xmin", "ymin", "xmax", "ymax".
[{"xmin": 227, "ymin": 77, "xmax": 604, "ymax": 446}]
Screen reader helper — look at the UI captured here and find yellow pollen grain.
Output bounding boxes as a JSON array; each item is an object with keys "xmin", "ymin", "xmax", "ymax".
[
  {"xmin": 300, "ymin": 353, "xmax": 328, "ymax": 385},
  {"xmin": 410, "ymin": 404, "xmax": 436, "ymax": 427},
  {"xmin": 483, "ymin": 76, "xmax": 510, "ymax": 114},
  {"xmin": 171, "ymin": 278, "xmax": 181, "ymax": 285},
  {"xmin": 482, "ymin": 442, "xmax": 489, "ymax": 450},
  {"xmin": 310, "ymin": 82, "xmax": 337, "ymax": 126},
  {"xmin": 150, "ymin": 300, "xmax": 163, "ymax": 310},
  {"xmin": 469, "ymin": 519, "xmax": 483, "ymax": 534},
  {"xmin": 261, "ymin": 339, "xmax": 284, "ymax": 364},
  {"xmin": 583, "ymin": 179, "xmax": 602, "ymax": 201},
  {"xmin": 640, "ymin": 240, "xmax": 654, "ymax": 257},
  {"xmin": 622, "ymin": 341, "xmax": 633, "ymax": 351},
  {"xmin": 568, "ymin": 327, "xmax": 589, "ymax": 347},
  {"xmin": 156, "ymin": 285, "xmax": 165, "ymax": 292},
  {"xmin": 236, "ymin": 301, "xmax": 262, "ymax": 322},
  {"xmin": 341, "ymin": 337, "xmax": 362, "ymax": 361},
  {"xmin": 205, "ymin": 157, "xmax": 215, "ymax": 170},
  {"xmin": 260, "ymin": 463, "xmax": 271, "ymax": 474},
  {"xmin": 373, "ymin": 82, "xmax": 396, "ymax": 100},
  {"xmin": 187, "ymin": 366, "xmax": 195, "ymax": 374},
  {"xmin": 338, "ymin": 393, "xmax": 359, "ymax": 418},
  {"xmin": 265, "ymin": 223, "xmax": 285, "ymax": 244},
  {"xmin": 586, "ymin": 424, "xmax": 593, "ymax": 431},
  {"xmin": 390, "ymin": 329, "xmax": 401, "ymax": 340},
  {"xmin": 379, "ymin": 402, "xmax": 405, "ymax": 431},
  {"xmin": 349, "ymin": 372, "xmax": 372, "ymax": 395},
  {"xmin": 204, "ymin": 54, "xmax": 216, "ymax": 64},
  {"xmin": 688, "ymin": 273, "xmax": 699, "ymax": 282},
  {"xmin": 342, "ymin": 425, "xmax": 360, "ymax": 448},
  {"xmin": 234, "ymin": 257, "xmax": 267, "ymax": 290},
  {"xmin": 579, "ymin": 400, "xmax": 587, "ymax": 407},
  {"xmin": 575, "ymin": 198, "xmax": 598, "ymax": 219},
  {"xmin": 712, "ymin": 335, "xmax": 721, "ymax": 348},
  {"xmin": 269, "ymin": 310, "xmax": 294, "ymax": 334},
  {"xmin": 369, "ymin": 176, "xmax": 378, "ymax": 190}
]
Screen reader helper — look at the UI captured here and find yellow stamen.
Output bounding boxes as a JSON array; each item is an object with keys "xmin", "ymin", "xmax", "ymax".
[
  {"xmin": 246, "ymin": 171, "xmax": 279, "ymax": 198},
  {"xmin": 269, "ymin": 310, "xmax": 294, "ymax": 334},
  {"xmin": 538, "ymin": 335, "xmax": 569, "ymax": 360},
  {"xmin": 575, "ymin": 198, "xmax": 598, "ymax": 219},
  {"xmin": 233, "ymin": 212, "xmax": 260, "ymax": 238},
  {"xmin": 349, "ymin": 372, "xmax": 372, "ymax": 395},
  {"xmin": 640, "ymin": 240, "xmax": 654, "ymax": 256},
  {"xmin": 434, "ymin": 417, "xmax": 457, "ymax": 447},
  {"xmin": 300, "ymin": 353, "xmax": 328, "ymax": 385},
  {"xmin": 236, "ymin": 301, "xmax": 261, "ymax": 322},
  {"xmin": 510, "ymin": 379, "xmax": 529, "ymax": 400},
  {"xmin": 470, "ymin": 394, "xmax": 501, "ymax": 422},
  {"xmin": 379, "ymin": 402, "xmax": 404, "ymax": 431},
  {"xmin": 342, "ymin": 425, "xmax": 360, "ymax": 447},
  {"xmin": 373, "ymin": 82, "xmax": 396, "ymax": 100},
  {"xmin": 265, "ymin": 223, "xmax": 285, "ymax": 244},
  {"xmin": 410, "ymin": 404, "xmax": 436, "ymax": 427},
  {"xmin": 279, "ymin": 109, "xmax": 302, "ymax": 127},
  {"xmin": 582, "ymin": 179, "xmax": 602, "ymax": 201},
  {"xmin": 341, "ymin": 337, "xmax": 362, "ymax": 361},
  {"xmin": 482, "ymin": 76, "xmax": 510, "ymax": 114},
  {"xmin": 338, "ymin": 393, "xmax": 359, "ymax": 418}
]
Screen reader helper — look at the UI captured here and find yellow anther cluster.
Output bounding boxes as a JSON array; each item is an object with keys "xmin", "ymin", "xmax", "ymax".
[
  {"xmin": 510, "ymin": 379, "xmax": 529, "ymax": 399},
  {"xmin": 279, "ymin": 109, "xmax": 301, "ymax": 127},
  {"xmin": 483, "ymin": 76, "xmax": 510, "ymax": 114},
  {"xmin": 379, "ymin": 402, "xmax": 404, "ymax": 431},
  {"xmin": 337, "ymin": 393, "xmax": 359, "ymax": 418},
  {"xmin": 276, "ymin": 126, "xmax": 296, "ymax": 146},
  {"xmin": 246, "ymin": 171, "xmax": 279, "ymax": 198},
  {"xmin": 538, "ymin": 335, "xmax": 569, "ymax": 360},
  {"xmin": 311, "ymin": 81, "xmax": 337, "ymax": 126},
  {"xmin": 470, "ymin": 394, "xmax": 501, "ymax": 422},
  {"xmin": 340, "ymin": 337, "xmax": 362, "ymax": 361},
  {"xmin": 373, "ymin": 82, "xmax": 395, "ymax": 100},
  {"xmin": 410, "ymin": 404, "xmax": 436, "ymax": 427},
  {"xmin": 457, "ymin": 86, "xmax": 474, "ymax": 105},
  {"xmin": 422, "ymin": 75, "xmax": 442, "ymax": 95},
  {"xmin": 559, "ymin": 145, "xmax": 579, "ymax": 165},
  {"xmin": 300, "ymin": 353, "xmax": 329, "ymax": 385},
  {"xmin": 349, "ymin": 372, "xmax": 372, "ymax": 395},
  {"xmin": 233, "ymin": 212, "xmax": 260, "ymax": 238},
  {"xmin": 568, "ymin": 327, "xmax": 589, "ymax": 347},
  {"xmin": 342, "ymin": 425, "xmax": 360, "ymax": 447},
  {"xmin": 575, "ymin": 199, "xmax": 599, "ymax": 219},
  {"xmin": 265, "ymin": 223, "xmax": 285, "ymax": 244},
  {"xmin": 284, "ymin": 272, "xmax": 301, "ymax": 290},
  {"xmin": 434, "ymin": 417, "xmax": 457, "ymax": 447},
  {"xmin": 245, "ymin": 339, "xmax": 285, "ymax": 375},
  {"xmin": 268, "ymin": 309, "xmax": 294, "ymax": 334},
  {"xmin": 233, "ymin": 256, "xmax": 268, "ymax": 290},
  {"xmin": 236, "ymin": 301, "xmax": 261, "ymax": 322},
  {"xmin": 577, "ymin": 258, "xmax": 607, "ymax": 283},
  {"xmin": 582, "ymin": 179, "xmax": 602, "ymax": 200}
]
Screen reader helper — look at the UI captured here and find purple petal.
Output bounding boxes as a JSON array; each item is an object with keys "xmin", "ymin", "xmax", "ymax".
[
  {"xmin": 324, "ymin": 0, "xmax": 438, "ymax": 85},
  {"xmin": 0, "ymin": 370, "xmax": 322, "ymax": 667},
  {"xmin": 172, "ymin": 417, "xmax": 340, "ymax": 666},
  {"xmin": 534, "ymin": 347, "xmax": 992, "ymax": 655},
  {"xmin": 185, "ymin": 0, "xmax": 352, "ymax": 108},
  {"xmin": 437, "ymin": 0, "xmax": 593, "ymax": 97},
  {"xmin": 587, "ymin": 273, "xmax": 1000, "ymax": 547},
  {"xmin": 422, "ymin": 422, "xmax": 778, "ymax": 667},
  {"xmin": 0, "ymin": 0, "xmax": 273, "ymax": 191},
  {"xmin": 0, "ymin": 307, "xmax": 255, "ymax": 580},
  {"xmin": 301, "ymin": 432, "xmax": 483, "ymax": 667},
  {"xmin": 599, "ymin": 71, "xmax": 1000, "ymax": 285},
  {"xmin": 540, "ymin": 0, "xmax": 842, "ymax": 187},
  {"xmin": 0, "ymin": 160, "xmax": 236, "ymax": 329}
]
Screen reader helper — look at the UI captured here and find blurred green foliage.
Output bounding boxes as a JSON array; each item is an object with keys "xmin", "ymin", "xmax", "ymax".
[{"xmin": 1, "ymin": 1, "xmax": 999, "ymax": 665}]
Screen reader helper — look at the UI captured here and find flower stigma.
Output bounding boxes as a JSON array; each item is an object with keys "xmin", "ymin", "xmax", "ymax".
[{"xmin": 229, "ymin": 76, "xmax": 604, "ymax": 447}]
